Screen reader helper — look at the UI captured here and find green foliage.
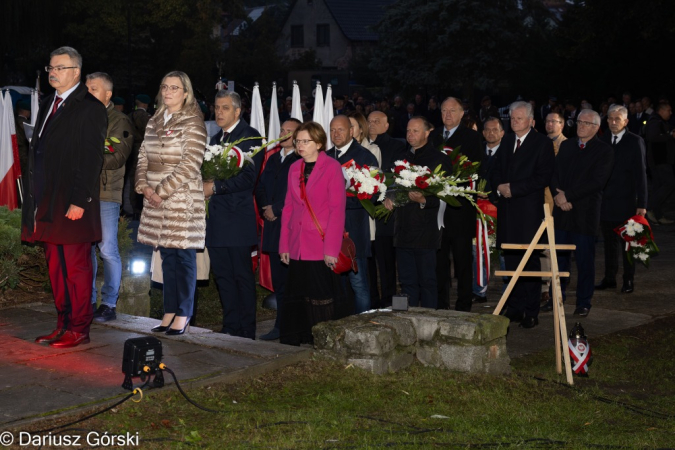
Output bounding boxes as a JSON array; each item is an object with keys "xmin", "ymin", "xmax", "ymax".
[{"xmin": 0, "ymin": 207, "xmax": 44, "ymax": 290}]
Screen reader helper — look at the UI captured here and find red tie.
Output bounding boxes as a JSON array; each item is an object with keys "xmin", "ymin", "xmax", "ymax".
[
  {"xmin": 580, "ymin": 143, "xmax": 585, "ymax": 149},
  {"xmin": 515, "ymin": 138, "xmax": 521, "ymax": 152},
  {"xmin": 43, "ymin": 96, "xmax": 63, "ymax": 131}
]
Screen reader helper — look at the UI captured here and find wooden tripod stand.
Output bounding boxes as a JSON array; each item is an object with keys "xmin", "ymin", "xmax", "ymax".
[{"xmin": 492, "ymin": 205, "xmax": 576, "ymax": 385}]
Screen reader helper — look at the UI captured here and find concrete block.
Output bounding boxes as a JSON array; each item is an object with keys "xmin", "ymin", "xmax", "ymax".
[
  {"xmin": 438, "ymin": 313, "xmax": 509, "ymax": 344},
  {"xmin": 348, "ymin": 350, "xmax": 414, "ymax": 375},
  {"xmin": 370, "ymin": 315, "xmax": 417, "ymax": 347},
  {"xmin": 399, "ymin": 312, "xmax": 440, "ymax": 341},
  {"xmin": 344, "ymin": 324, "xmax": 396, "ymax": 356}
]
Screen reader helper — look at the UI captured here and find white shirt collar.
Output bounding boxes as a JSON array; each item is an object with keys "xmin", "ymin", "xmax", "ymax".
[
  {"xmin": 612, "ymin": 128, "xmax": 626, "ymax": 143},
  {"xmin": 163, "ymin": 109, "xmax": 173, "ymax": 125},
  {"xmin": 39, "ymin": 83, "xmax": 80, "ymax": 137},
  {"xmin": 337, "ymin": 139, "xmax": 353, "ymax": 158},
  {"xmin": 443, "ymin": 125, "xmax": 459, "ymax": 139},
  {"xmin": 486, "ymin": 143, "xmax": 500, "ymax": 154},
  {"xmin": 280, "ymin": 147, "xmax": 294, "ymax": 163},
  {"xmin": 514, "ymin": 129, "xmax": 531, "ymax": 151},
  {"xmin": 225, "ymin": 120, "xmax": 240, "ymax": 134}
]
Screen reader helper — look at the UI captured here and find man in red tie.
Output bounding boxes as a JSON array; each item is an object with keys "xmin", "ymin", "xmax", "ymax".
[{"xmin": 21, "ymin": 47, "xmax": 107, "ymax": 348}]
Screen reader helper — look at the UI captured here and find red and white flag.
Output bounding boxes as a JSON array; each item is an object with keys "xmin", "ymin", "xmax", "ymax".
[{"xmin": 0, "ymin": 90, "xmax": 21, "ymax": 210}]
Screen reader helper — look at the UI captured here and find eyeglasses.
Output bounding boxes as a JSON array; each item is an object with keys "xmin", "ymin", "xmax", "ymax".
[
  {"xmin": 576, "ymin": 120, "xmax": 599, "ymax": 127},
  {"xmin": 293, "ymin": 139, "xmax": 314, "ymax": 146},
  {"xmin": 45, "ymin": 66, "xmax": 77, "ymax": 73},
  {"xmin": 160, "ymin": 84, "xmax": 184, "ymax": 93}
]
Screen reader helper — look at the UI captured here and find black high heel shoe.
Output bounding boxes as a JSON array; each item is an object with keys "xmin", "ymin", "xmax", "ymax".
[
  {"xmin": 151, "ymin": 314, "xmax": 175, "ymax": 333},
  {"xmin": 166, "ymin": 316, "xmax": 191, "ymax": 335}
]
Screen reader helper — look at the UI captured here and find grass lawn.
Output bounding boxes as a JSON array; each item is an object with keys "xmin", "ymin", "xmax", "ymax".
[{"xmin": 24, "ymin": 315, "xmax": 675, "ymax": 449}]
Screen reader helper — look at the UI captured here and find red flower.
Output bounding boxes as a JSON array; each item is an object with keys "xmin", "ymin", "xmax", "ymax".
[
  {"xmin": 415, "ymin": 176, "xmax": 430, "ymax": 189},
  {"xmin": 106, "ymin": 145, "xmax": 115, "ymax": 153},
  {"xmin": 373, "ymin": 185, "xmax": 379, "ymax": 194},
  {"xmin": 357, "ymin": 192, "xmax": 370, "ymax": 200},
  {"xmin": 462, "ymin": 160, "xmax": 472, "ymax": 169},
  {"xmin": 394, "ymin": 165, "xmax": 406, "ymax": 174},
  {"xmin": 637, "ymin": 236, "xmax": 648, "ymax": 246}
]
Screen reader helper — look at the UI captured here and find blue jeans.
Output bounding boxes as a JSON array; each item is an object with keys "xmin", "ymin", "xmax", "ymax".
[
  {"xmin": 349, "ymin": 257, "xmax": 371, "ymax": 313},
  {"xmin": 91, "ymin": 201, "xmax": 122, "ymax": 307},
  {"xmin": 159, "ymin": 247, "xmax": 197, "ymax": 317}
]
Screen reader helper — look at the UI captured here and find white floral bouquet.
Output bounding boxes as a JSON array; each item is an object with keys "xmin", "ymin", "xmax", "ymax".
[
  {"xmin": 614, "ymin": 215, "xmax": 659, "ymax": 267},
  {"xmin": 342, "ymin": 162, "xmax": 387, "ymax": 217}
]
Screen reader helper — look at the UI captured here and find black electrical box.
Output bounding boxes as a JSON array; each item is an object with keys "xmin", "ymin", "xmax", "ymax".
[{"xmin": 122, "ymin": 336, "xmax": 163, "ymax": 377}]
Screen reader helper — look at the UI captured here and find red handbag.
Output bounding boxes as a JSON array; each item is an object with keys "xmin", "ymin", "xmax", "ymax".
[{"xmin": 300, "ymin": 162, "xmax": 357, "ymax": 274}]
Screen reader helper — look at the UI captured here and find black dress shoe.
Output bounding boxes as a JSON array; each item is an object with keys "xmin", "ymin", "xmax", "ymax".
[
  {"xmin": 472, "ymin": 295, "xmax": 488, "ymax": 303},
  {"xmin": 621, "ymin": 278, "xmax": 634, "ymax": 294},
  {"xmin": 519, "ymin": 316, "xmax": 539, "ymax": 328},
  {"xmin": 540, "ymin": 301, "xmax": 553, "ymax": 312},
  {"xmin": 93, "ymin": 304, "xmax": 116, "ymax": 322},
  {"xmin": 166, "ymin": 316, "xmax": 191, "ymax": 335},
  {"xmin": 594, "ymin": 279, "xmax": 617, "ymax": 290},
  {"xmin": 573, "ymin": 307, "xmax": 590, "ymax": 317},
  {"xmin": 501, "ymin": 308, "xmax": 524, "ymax": 323}
]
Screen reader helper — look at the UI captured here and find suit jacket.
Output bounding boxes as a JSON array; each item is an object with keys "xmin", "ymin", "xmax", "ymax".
[
  {"xmin": 255, "ymin": 150, "xmax": 299, "ymax": 252},
  {"xmin": 326, "ymin": 139, "xmax": 379, "ymax": 258},
  {"xmin": 491, "ymin": 131, "xmax": 555, "ymax": 245},
  {"xmin": 394, "ymin": 142, "xmax": 452, "ymax": 249},
  {"xmin": 279, "ymin": 152, "xmax": 346, "ymax": 260},
  {"xmin": 373, "ymin": 133, "xmax": 407, "ymax": 237},
  {"xmin": 21, "ymin": 83, "xmax": 106, "ymax": 244},
  {"xmin": 205, "ymin": 120, "xmax": 262, "ymax": 247},
  {"xmin": 551, "ymin": 137, "xmax": 614, "ymax": 235},
  {"xmin": 599, "ymin": 131, "xmax": 647, "ymax": 222},
  {"xmin": 430, "ymin": 124, "xmax": 483, "ymax": 228},
  {"xmin": 479, "ymin": 143, "xmax": 500, "ymax": 204},
  {"xmin": 628, "ymin": 112, "xmax": 649, "ymax": 135}
]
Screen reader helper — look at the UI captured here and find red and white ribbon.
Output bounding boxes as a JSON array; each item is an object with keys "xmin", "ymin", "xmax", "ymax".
[{"xmin": 569, "ymin": 339, "xmax": 591, "ymax": 374}]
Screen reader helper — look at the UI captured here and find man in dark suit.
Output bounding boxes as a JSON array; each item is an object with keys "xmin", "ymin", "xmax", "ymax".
[
  {"xmin": 255, "ymin": 119, "xmax": 300, "ymax": 340},
  {"xmin": 595, "ymin": 105, "xmax": 648, "ymax": 295},
  {"xmin": 550, "ymin": 109, "xmax": 614, "ymax": 317},
  {"xmin": 473, "ymin": 117, "xmax": 504, "ymax": 303},
  {"xmin": 644, "ymin": 103, "xmax": 675, "ymax": 225},
  {"xmin": 203, "ymin": 90, "xmax": 262, "ymax": 339},
  {"xmin": 429, "ymin": 97, "xmax": 482, "ymax": 312},
  {"xmin": 491, "ymin": 101, "xmax": 555, "ymax": 328},
  {"xmin": 21, "ymin": 46, "xmax": 106, "ymax": 348},
  {"xmin": 628, "ymin": 101, "xmax": 649, "ymax": 136},
  {"xmin": 367, "ymin": 111, "xmax": 407, "ymax": 308},
  {"xmin": 327, "ymin": 115, "xmax": 379, "ymax": 314},
  {"xmin": 384, "ymin": 116, "xmax": 452, "ymax": 308}
]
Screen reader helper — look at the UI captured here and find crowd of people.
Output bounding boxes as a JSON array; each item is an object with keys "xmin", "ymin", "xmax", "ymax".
[{"xmin": 20, "ymin": 46, "xmax": 673, "ymax": 349}]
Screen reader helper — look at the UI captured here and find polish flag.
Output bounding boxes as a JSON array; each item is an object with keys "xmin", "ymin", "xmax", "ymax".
[{"xmin": 0, "ymin": 91, "xmax": 21, "ymax": 210}]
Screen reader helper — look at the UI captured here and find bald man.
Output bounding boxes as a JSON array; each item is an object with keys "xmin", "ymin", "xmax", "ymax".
[
  {"xmin": 429, "ymin": 97, "xmax": 482, "ymax": 312},
  {"xmin": 367, "ymin": 111, "xmax": 407, "ymax": 307}
]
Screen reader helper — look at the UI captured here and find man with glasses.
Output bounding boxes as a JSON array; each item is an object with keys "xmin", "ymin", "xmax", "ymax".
[
  {"xmin": 549, "ymin": 110, "xmax": 614, "ymax": 317},
  {"xmin": 594, "ymin": 105, "xmax": 647, "ymax": 295},
  {"xmin": 21, "ymin": 47, "xmax": 107, "ymax": 348}
]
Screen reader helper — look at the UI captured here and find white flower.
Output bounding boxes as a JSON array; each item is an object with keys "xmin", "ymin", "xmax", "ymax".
[
  {"xmin": 633, "ymin": 223, "xmax": 644, "ymax": 233},
  {"xmin": 204, "ymin": 152, "xmax": 213, "ymax": 162},
  {"xmin": 637, "ymin": 252, "xmax": 649, "ymax": 261}
]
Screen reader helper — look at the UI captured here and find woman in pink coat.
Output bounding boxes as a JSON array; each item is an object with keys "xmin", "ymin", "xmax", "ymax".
[{"xmin": 279, "ymin": 121, "xmax": 349, "ymax": 345}]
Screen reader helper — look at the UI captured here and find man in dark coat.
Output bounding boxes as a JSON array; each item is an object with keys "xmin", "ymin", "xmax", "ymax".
[
  {"xmin": 491, "ymin": 101, "xmax": 555, "ymax": 328},
  {"xmin": 644, "ymin": 103, "xmax": 675, "ymax": 225},
  {"xmin": 429, "ymin": 97, "xmax": 482, "ymax": 312},
  {"xmin": 367, "ymin": 111, "xmax": 407, "ymax": 308},
  {"xmin": 385, "ymin": 116, "xmax": 452, "ymax": 308},
  {"xmin": 595, "ymin": 105, "xmax": 648, "ymax": 295},
  {"xmin": 550, "ymin": 109, "xmax": 614, "ymax": 317},
  {"xmin": 203, "ymin": 90, "xmax": 262, "ymax": 339},
  {"xmin": 327, "ymin": 115, "xmax": 379, "ymax": 314},
  {"xmin": 21, "ymin": 46, "xmax": 106, "ymax": 348},
  {"xmin": 255, "ymin": 119, "xmax": 300, "ymax": 340}
]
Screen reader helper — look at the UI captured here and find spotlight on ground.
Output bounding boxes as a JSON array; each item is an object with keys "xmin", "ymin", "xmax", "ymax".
[{"xmin": 131, "ymin": 259, "xmax": 147, "ymax": 275}]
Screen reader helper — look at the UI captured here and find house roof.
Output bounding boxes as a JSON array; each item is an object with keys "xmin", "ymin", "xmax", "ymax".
[{"xmin": 324, "ymin": 0, "xmax": 396, "ymax": 41}]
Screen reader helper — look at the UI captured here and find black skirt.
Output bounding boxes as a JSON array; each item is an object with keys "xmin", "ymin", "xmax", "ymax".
[{"xmin": 279, "ymin": 259, "xmax": 353, "ymax": 346}]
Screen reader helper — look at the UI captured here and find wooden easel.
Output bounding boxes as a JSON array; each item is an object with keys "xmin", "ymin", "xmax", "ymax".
[{"xmin": 492, "ymin": 205, "xmax": 576, "ymax": 385}]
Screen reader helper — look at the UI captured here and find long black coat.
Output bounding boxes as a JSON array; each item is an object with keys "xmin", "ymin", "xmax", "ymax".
[
  {"xmin": 599, "ymin": 131, "xmax": 647, "ymax": 222},
  {"xmin": 551, "ymin": 137, "xmax": 614, "ymax": 235},
  {"xmin": 205, "ymin": 120, "xmax": 262, "ymax": 247},
  {"xmin": 326, "ymin": 139, "xmax": 379, "ymax": 258},
  {"xmin": 21, "ymin": 83, "xmax": 106, "ymax": 244},
  {"xmin": 491, "ymin": 131, "xmax": 555, "ymax": 245},
  {"xmin": 478, "ymin": 143, "xmax": 500, "ymax": 204},
  {"xmin": 255, "ymin": 150, "xmax": 299, "ymax": 252},
  {"xmin": 373, "ymin": 132, "xmax": 407, "ymax": 237},
  {"xmin": 394, "ymin": 142, "xmax": 452, "ymax": 249}
]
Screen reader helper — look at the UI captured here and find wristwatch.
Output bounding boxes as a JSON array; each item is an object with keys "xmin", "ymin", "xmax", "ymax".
[
  {"xmin": 212, "ymin": 183, "xmax": 217, "ymax": 195},
  {"xmin": 419, "ymin": 201, "xmax": 426, "ymax": 209}
]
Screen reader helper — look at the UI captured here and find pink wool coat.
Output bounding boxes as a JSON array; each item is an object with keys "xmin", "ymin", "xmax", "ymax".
[{"xmin": 279, "ymin": 151, "xmax": 346, "ymax": 260}]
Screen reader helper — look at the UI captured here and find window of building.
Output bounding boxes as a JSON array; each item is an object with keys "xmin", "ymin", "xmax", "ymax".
[
  {"xmin": 316, "ymin": 24, "xmax": 330, "ymax": 47},
  {"xmin": 291, "ymin": 25, "xmax": 304, "ymax": 48}
]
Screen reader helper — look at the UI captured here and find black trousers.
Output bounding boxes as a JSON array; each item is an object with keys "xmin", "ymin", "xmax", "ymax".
[
  {"xmin": 503, "ymin": 249, "xmax": 541, "ymax": 318},
  {"xmin": 369, "ymin": 236, "xmax": 397, "ymax": 308},
  {"xmin": 269, "ymin": 251, "xmax": 288, "ymax": 330},
  {"xmin": 436, "ymin": 208, "xmax": 474, "ymax": 312},
  {"xmin": 600, "ymin": 220, "xmax": 635, "ymax": 282},
  {"xmin": 209, "ymin": 246, "xmax": 256, "ymax": 339},
  {"xmin": 397, "ymin": 247, "xmax": 437, "ymax": 308}
]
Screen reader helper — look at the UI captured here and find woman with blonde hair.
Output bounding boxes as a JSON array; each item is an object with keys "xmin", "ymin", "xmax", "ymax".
[{"xmin": 135, "ymin": 71, "xmax": 207, "ymax": 335}]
